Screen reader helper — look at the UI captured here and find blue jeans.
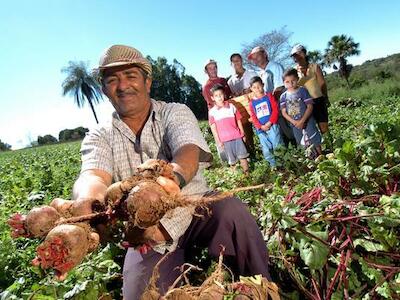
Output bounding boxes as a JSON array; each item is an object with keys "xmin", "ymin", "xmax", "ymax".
[{"xmin": 257, "ymin": 124, "xmax": 283, "ymax": 166}]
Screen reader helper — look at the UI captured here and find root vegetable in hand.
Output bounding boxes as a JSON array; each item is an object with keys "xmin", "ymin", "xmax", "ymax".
[
  {"xmin": 8, "ymin": 206, "xmax": 61, "ymax": 238},
  {"xmin": 32, "ymin": 223, "xmax": 99, "ymax": 280},
  {"xmin": 49, "ymin": 198, "xmax": 74, "ymax": 217}
]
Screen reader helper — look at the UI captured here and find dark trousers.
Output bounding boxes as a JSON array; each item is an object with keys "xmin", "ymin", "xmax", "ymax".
[
  {"xmin": 242, "ymin": 121, "xmax": 256, "ymax": 158},
  {"xmin": 122, "ymin": 196, "xmax": 270, "ymax": 299}
]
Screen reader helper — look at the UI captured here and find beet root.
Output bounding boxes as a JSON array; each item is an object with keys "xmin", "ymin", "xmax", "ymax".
[
  {"xmin": 49, "ymin": 198, "xmax": 73, "ymax": 217},
  {"xmin": 127, "ymin": 181, "xmax": 168, "ymax": 228},
  {"xmin": 163, "ymin": 290, "xmax": 196, "ymax": 300},
  {"xmin": 105, "ymin": 175, "xmax": 142, "ymax": 208},
  {"xmin": 25, "ymin": 206, "xmax": 61, "ymax": 237},
  {"xmin": 8, "ymin": 206, "xmax": 61, "ymax": 238},
  {"xmin": 33, "ymin": 223, "xmax": 99, "ymax": 279},
  {"xmin": 7, "ymin": 213, "xmax": 28, "ymax": 238},
  {"xmin": 105, "ymin": 159, "xmax": 176, "ymax": 208},
  {"xmin": 137, "ymin": 159, "xmax": 176, "ymax": 181}
]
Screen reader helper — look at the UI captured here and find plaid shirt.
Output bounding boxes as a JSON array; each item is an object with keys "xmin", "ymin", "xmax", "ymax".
[{"xmin": 80, "ymin": 99, "xmax": 212, "ymax": 253}]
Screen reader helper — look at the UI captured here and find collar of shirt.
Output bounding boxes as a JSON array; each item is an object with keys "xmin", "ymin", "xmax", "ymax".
[
  {"xmin": 215, "ymin": 101, "xmax": 230, "ymax": 110},
  {"xmin": 111, "ymin": 99, "xmax": 161, "ymax": 143}
]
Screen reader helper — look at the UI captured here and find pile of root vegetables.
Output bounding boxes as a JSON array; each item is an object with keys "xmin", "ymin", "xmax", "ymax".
[{"xmin": 7, "ymin": 160, "xmax": 222, "ymax": 280}]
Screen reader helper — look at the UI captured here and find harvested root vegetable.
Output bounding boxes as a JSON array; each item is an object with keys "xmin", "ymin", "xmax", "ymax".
[
  {"xmin": 8, "ymin": 206, "xmax": 61, "ymax": 238},
  {"xmin": 70, "ymin": 197, "xmax": 105, "ymax": 217},
  {"xmin": 32, "ymin": 223, "xmax": 99, "ymax": 280},
  {"xmin": 126, "ymin": 181, "xmax": 228, "ymax": 229},
  {"xmin": 136, "ymin": 159, "xmax": 176, "ymax": 181},
  {"xmin": 105, "ymin": 159, "xmax": 177, "ymax": 208},
  {"xmin": 49, "ymin": 198, "xmax": 73, "ymax": 217},
  {"xmin": 163, "ymin": 290, "xmax": 196, "ymax": 300},
  {"xmin": 7, "ymin": 213, "xmax": 28, "ymax": 238},
  {"xmin": 127, "ymin": 180, "xmax": 175, "ymax": 228}
]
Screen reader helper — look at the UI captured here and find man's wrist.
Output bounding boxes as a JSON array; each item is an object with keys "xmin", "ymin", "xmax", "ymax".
[{"xmin": 173, "ymin": 171, "xmax": 187, "ymax": 189}]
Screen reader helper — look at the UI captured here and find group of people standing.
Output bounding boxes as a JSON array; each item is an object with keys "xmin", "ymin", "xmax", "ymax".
[{"xmin": 202, "ymin": 44, "xmax": 330, "ymax": 173}]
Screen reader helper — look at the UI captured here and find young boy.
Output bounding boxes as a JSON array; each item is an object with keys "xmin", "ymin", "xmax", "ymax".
[
  {"xmin": 248, "ymin": 76, "xmax": 283, "ymax": 167},
  {"xmin": 208, "ymin": 84, "xmax": 249, "ymax": 174},
  {"xmin": 280, "ymin": 69, "xmax": 322, "ymax": 156}
]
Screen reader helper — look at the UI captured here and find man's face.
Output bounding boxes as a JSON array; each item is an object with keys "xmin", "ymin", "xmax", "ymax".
[
  {"xmin": 292, "ymin": 51, "xmax": 306, "ymax": 65},
  {"xmin": 252, "ymin": 51, "xmax": 267, "ymax": 68},
  {"xmin": 102, "ymin": 65, "xmax": 152, "ymax": 117},
  {"xmin": 231, "ymin": 56, "xmax": 243, "ymax": 73},
  {"xmin": 205, "ymin": 63, "xmax": 218, "ymax": 79},
  {"xmin": 211, "ymin": 89, "xmax": 225, "ymax": 107}
]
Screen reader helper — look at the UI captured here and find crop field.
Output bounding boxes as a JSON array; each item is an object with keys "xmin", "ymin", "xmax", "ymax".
[{"xmin": 1, "ymin": 92, "xmax": 400, "ymax": 299}]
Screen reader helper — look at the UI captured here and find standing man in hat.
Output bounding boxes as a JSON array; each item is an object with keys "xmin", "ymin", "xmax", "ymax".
[
  {"xmin": 290, "ymin": 44, "xmax": 329, "ymax": 134},
  {"xmin": 72, "ymin": 45, "xmax": 270, "ymax": 299},
  {"xmin": 202, "ymin": 59, "xmax": 232, "ymax": 162},
  {"xmin": 247, "ymin": 46, "xmax": 284, "ymax": 97},
  {"xmin": 248, "ymin": 46, "xmax": 295, "ymax": 145},
  {"xmin": 202, "ymin": 59, "xmax": 232, "ymax": 110}
]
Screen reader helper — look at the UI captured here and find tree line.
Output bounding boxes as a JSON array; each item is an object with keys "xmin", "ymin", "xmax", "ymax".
[
  {"xmin": 2, "ymin": 29, "xmax": 361, "ymax": 151},
  {"xmin": 61, "ymin": 28, "xmax": 360, "ymax": 125}
]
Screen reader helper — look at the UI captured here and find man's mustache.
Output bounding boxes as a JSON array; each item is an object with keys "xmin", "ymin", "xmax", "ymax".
[{"xmin": 117, "ymin": 89, "xmax": 137, "ymax": 97}]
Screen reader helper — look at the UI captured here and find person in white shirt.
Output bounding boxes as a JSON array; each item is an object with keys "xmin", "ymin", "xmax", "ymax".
[
  {"xmin": 227, "ymin": 53, "xmax": 257, "ymax": 157},
  {"xmin": 248, "ymin": 46, "xmax": 295, "ymax": 145},
  {"xmin": 247, "ymin": 46, "xmax": 284, "ymax": 96},
  {"xmin": 227, "ymin": 53, "xmax": 258, "ymax": 96}
]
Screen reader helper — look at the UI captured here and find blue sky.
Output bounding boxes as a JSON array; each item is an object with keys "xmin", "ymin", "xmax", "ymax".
[{"xmin": 0, "ymin": 0, "xmax": 399, "ymax": 149}]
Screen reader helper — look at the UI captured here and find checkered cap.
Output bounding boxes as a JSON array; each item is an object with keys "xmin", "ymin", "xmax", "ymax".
[{"xmin": 95, "ymin": 45, "xmax": 152, "ymax": 77}]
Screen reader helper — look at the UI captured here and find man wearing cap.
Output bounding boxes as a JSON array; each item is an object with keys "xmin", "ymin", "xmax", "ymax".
[
  {"xmin": 247, "ymin": 46, "xmax": 284, "ymax": 96},
  {"xmin": 72, "ymin": 44, "xmax": 270, "ymax": 299},
  {"xmin": 202, "ymin": 59, "xmax": 232, "ymax": 109},
  {"xmin": 248, "ymin": 46, "xmax": 295, "ymax": 145},
  {"xmin": 290, "ymin": 44, "xmax": 329, "ymax": 134}
]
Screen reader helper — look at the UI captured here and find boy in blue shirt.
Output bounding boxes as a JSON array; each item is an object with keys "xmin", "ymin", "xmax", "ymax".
[{"xmin": 248, "ymin": 76, "xmax": 283, "ymax": 167}]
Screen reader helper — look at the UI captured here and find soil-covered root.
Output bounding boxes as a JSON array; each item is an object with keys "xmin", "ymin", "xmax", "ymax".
[
  {"xmin": 105, "ymin": 159, "xmax": 176, "ymax": 208},
  {"xmin": 8, "ymin": 206, "xmax": 61, "ymax": 238},
  {"xmin": 229, "ymin": 276, "xmax": 280, "ymax": 300},
  {"xmin": 163, "ymin": 290, "xmax": 196, "ymax": 300},
  {"xmin": 136, "ymin": 159, "xmax": 176, "ymax": 181},
  {"xmin": 126, "ymin": 181, "xmax": 230, "ymax": 229},
  {"xmin": 32, "ymin": 223, "xmax": 99, "ymax": 280},
  {"xmin": 49, "ymin": 198, "xmax": 74, "ymax": 217}
]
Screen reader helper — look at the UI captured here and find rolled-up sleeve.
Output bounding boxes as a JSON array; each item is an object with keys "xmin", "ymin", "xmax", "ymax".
[
  {"xmin": 80, "ymin": 128, "xmax": 113, "ymax": 175},
  {"xmin": 163, "ymin": 103, "xmax": 211, "ymax": 162}
]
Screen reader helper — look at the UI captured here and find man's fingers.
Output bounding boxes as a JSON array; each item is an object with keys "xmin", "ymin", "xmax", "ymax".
[{"xmin": 156, "ymin": 176, "xmax": 180, "ymax": 196}]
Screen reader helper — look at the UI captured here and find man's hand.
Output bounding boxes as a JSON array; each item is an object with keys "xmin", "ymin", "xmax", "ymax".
[
  {"xmin": 261, "ymin": 122, "xmax": 272, "ymax": 131},
  {"xmin": 295, "ymin": 119, "xmax": 306, "ymax": 129}
]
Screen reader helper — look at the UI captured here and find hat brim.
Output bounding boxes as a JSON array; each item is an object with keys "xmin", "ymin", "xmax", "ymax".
[
  {"xmin": 247, "ymin": 53, "xmax": 256, "ymax": 60},
  {"xmin": 94, "ymin": 60, "xmax": 151, "ymax": 77},
  {"xmin": 97, "ymin": 60, "xmax": 147, "ymax": 70}
]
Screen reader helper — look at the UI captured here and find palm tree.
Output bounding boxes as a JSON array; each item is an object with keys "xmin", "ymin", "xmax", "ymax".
[
  {"xmin": 324, "ymin": 35, "xmax": 360, "ymax": 87},
  {"xmin": 307, "ymin": 50, "xmax": 323, "ymax": 65},
  {"xmin": 61, "ymin": 61, "xmax": 103, "ymax": 123}
]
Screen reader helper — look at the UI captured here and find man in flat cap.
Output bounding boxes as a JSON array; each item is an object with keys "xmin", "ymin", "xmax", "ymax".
[{"xmin": 72, "ymin": 45, "xmax": 270, "ymax": 299}]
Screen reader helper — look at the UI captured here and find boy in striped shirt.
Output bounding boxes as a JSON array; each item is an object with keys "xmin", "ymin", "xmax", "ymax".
[{"xmin": 208, "ymin": 84, "xmax": 249, "ymax": 174}]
